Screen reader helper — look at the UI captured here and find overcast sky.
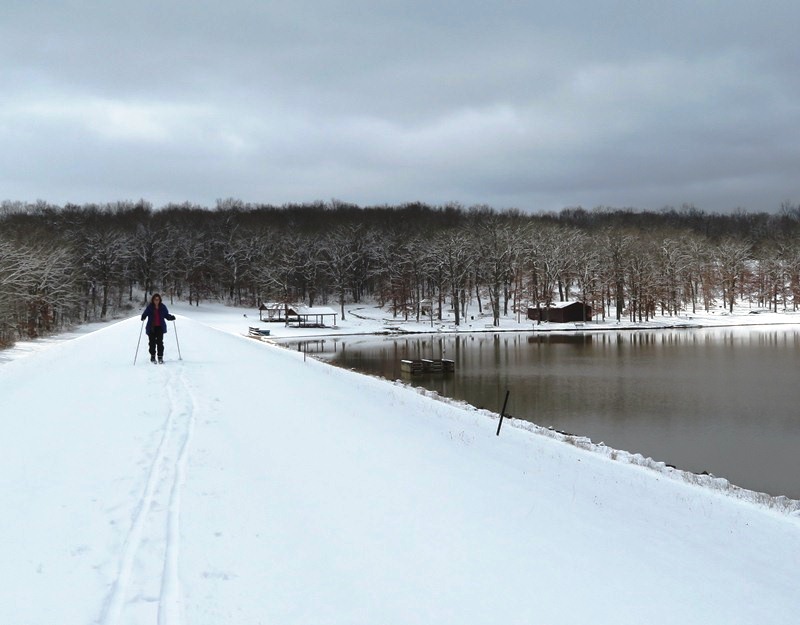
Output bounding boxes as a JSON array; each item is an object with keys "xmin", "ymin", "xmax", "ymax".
[{"xmin": 2, "ymin": 1, "xmax": 799, "ymax": 213}]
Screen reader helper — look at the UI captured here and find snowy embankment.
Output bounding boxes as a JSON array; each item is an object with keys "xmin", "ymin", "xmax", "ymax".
[{"xmin": 1, "ymin": 314, "xmax": 799, "ymax": 624}]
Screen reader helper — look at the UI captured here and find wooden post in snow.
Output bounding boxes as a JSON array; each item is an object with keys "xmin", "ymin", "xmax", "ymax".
[{"xmin": 496, "ymin": 390, "xmax": 510, "ymax": 436}]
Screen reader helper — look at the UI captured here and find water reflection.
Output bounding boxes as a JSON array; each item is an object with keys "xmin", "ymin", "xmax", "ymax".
[{"xmin": 281, "ymin": 328, "xmax": 800, "ymax": 499}]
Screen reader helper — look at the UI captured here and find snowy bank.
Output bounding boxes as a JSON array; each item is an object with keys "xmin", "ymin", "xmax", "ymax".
[{"xmin": 183, "ymin": 300, "xmax": 800, "ymax": 509}]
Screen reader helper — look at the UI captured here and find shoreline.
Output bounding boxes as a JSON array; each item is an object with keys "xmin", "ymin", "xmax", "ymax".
[
  {"xmin": 263, "ymin": 315, "xmax": 800, "ymax": 341},
  {"xmin": 270, "ymin": 335, "xmax": 800, "ymax": 516},
  {"xmin": 250, "ymin": 306, "xmax": 800, "ymax": 512}
]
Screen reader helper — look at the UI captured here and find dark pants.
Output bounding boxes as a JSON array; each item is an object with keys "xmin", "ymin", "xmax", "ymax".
[{"xmin": 148, "ymin": 326, "xmax": 165, "ymax": 358}]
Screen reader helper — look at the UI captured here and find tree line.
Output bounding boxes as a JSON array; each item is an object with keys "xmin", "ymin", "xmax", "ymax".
[{"xmin": 2, "ymin": 198, "xmax": 800, "ymax": 348}]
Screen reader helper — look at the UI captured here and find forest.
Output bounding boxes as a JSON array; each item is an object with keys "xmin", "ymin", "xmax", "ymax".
[{"xmin": 2, "ymin": 198, "xmax": 800, "ymax": 348}]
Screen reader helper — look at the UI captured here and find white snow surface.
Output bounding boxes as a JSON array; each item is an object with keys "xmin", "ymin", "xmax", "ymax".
[{"xmin": 2, "ymin": 306, "xmax": 799, "ymax": 624}]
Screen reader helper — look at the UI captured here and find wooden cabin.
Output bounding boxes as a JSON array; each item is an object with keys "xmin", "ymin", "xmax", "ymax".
[{"xmin": 527, "ymin": 301, "xmax": 592, "ymax": 323}]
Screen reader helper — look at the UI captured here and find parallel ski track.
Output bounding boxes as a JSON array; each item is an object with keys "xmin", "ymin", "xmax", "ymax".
[
  {"xmin": 158, "ymin": 366, "xmax": 196, "ymax": 625},
  {"xmin": 98, "ymin": 363, "xmax": 196, "ymax": 625}
]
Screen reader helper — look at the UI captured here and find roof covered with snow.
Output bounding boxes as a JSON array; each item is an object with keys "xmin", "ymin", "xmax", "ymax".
[
  {"xmin": 288, "ymin": 305, "xmax": 337, "ymax": 316},
  {"xmin": 529, "ymin": 300, "xmax": 588, "ymax": 309}
]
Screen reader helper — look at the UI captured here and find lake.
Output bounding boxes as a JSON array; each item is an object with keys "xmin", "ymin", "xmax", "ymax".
[{"xmin": 279, "ymin": 328, "xmax": 800, "ymax": 499}]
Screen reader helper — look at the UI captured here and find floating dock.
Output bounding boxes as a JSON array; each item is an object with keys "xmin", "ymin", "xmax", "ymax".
[{"xmin": 400, "ymin": 358, "xmax": 455, "ymax": 374}]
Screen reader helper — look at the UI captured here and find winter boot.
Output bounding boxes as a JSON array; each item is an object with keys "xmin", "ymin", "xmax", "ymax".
[
  {"xmin": 151, "ymin": 355, "xmax": 156, "ymax": 363},
  {"xmin": 158, "ymin": 357, "xmax": 164, "ymax": 364}
]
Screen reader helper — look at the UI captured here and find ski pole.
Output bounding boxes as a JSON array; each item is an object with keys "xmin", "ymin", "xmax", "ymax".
[
  {"xmin": 172, "ymin": 318, "xmax": 182, "ymax": 360},
  {"xmin": 134, "ymin": 318, "xmax": 145, "ymax": 365}
]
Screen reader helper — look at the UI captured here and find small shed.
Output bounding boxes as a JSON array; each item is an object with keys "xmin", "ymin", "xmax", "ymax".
[
  {"xmin": 420, "ymin": 299, "xmax": 433, "ymax": 316},
  {"xmin": 259, "ymin": 302, "xmax": 287, "ymax": 322},
  {"xmin": 528, "ymin": 301, "xmax": 592, "ymax": 323},
  {"xmin": 285, "ymin": 305, "xmax": 338, "ymax": 327}
]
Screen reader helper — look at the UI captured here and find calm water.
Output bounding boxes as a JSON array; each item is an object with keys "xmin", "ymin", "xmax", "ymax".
[{"xmin": 281, "ymin": 328, "xmax": 800, "ymax": 499}]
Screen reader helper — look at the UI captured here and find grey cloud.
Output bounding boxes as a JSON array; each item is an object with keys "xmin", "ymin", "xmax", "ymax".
[{"xmin": 2, "ymin": 1, "xmax": 799, "ymax": 211}]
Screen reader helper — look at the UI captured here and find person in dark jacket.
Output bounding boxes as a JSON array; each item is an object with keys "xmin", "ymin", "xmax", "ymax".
[{"xmin": 140, "ymin": 293, "xmax": 176, "ymax": 363}]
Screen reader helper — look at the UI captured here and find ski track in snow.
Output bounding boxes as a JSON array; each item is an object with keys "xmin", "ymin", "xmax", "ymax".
[{"xmin": 98, "ymin": 363, "xmax": 196, "ymax": 625}]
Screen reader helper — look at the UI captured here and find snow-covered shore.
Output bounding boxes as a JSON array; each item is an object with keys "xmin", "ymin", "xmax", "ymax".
[
  {"xmin": 160, "ymin": 299, "xmax": 800, "ymax": 340},
  {"xmin": 1, "ymin": 305, "xmax": 798, "ymax": 624}
]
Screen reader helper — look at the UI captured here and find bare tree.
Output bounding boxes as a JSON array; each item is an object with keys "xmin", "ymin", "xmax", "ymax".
[
  {"xmin": 475, "ymin": 218, "xmax": 517, "ymax": 326},
  {"xmin": 320, "ymin": 225, "xmax": 365, "ymax": 321},
  {"xmin": 79, "ymin": 228, "xmax": 129, "ymax": 319},
  {"xmin": 530, "ymin": 225, "xmax": 579, "ymax": 305},
  {"xmin": 716, "ymin": 237, "xmax": 752, "ymax": 313},
  {"xmin": 433, "ymin": 229, "xmax": 473, "ymax": 326}
]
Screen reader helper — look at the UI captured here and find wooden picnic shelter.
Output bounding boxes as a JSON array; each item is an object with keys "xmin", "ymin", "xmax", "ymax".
[{"xmin": 285, "ymin": 305, "xmax": 338, "ymax": 327}]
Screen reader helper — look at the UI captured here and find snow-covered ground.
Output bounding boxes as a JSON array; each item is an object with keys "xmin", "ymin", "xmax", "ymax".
[
  {"xmin": 1, "ymin": 304, "xmax": 799, "ymax": 624},
  {"xmin": 170, "ymin": 299, "xmax": 800, "ymax": 340}
]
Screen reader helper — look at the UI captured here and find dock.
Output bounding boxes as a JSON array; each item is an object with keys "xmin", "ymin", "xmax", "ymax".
[{"xmin": 400, "ymin": 358, "xmax": 455, "ymax": 375}]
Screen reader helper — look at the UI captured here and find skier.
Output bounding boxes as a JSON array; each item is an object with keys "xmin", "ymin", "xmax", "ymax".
[{"xmin": 140, "ymin": 294, "xmax": 176, "ymax": 364}]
